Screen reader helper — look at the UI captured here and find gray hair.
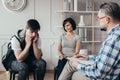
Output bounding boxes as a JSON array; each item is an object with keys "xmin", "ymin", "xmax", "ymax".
[{"xmin": 100, "ymin": 2, "xmax": 120, "ymax": 21}]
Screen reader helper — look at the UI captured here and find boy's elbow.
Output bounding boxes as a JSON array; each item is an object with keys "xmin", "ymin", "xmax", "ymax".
[{"xmin": 16, "ymin": 57, "xmax": 24, "ymax": 63}]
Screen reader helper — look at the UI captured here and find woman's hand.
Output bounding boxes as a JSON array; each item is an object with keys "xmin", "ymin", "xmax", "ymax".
[{"xmin": 59, "ymin": 54, "xmax": 67, "ymax": 60}]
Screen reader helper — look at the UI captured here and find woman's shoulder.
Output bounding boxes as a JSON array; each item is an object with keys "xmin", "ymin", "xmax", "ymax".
[
  {"xmin": 60, "ymin": 33, "xmax": 66, "ymax": 37},
  {"xmin": 75, "ymin": 34, "xmax": 81, "ymax": 41},
  {"xmin": 61, "ymin": 33, "xmax": 66, "ymax": 36},
  {"xmin": 75, "ymin": 34, "xmax": 80, "ymax": 38}
]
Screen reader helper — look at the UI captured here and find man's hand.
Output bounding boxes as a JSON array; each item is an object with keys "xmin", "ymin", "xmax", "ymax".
[
  {"xmin": 59, "ymin": 54, "xmax": 67, "ymax": 60},
  {"xmin": 74, "ymin": 54, "xmax": 88, "ymax": 60},
  {"xmin": 70, "ymin": 60, "xmax": 79, "ymax": 68}
]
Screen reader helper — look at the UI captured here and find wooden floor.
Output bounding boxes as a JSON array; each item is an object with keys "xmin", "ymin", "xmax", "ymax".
[{"xmin": 0, "ymin": 70, "xmax": 54, "ymax": 80}]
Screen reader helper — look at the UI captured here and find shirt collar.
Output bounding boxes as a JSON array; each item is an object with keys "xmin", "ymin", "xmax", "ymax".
[{"xmin": 107, "ymin": 24, "xmax": 120, "ymax": 35}]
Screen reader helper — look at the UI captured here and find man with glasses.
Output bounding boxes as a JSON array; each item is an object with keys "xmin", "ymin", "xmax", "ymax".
[{"xmin": 58, "ymin": 2, "xmax": 120, "ymax": 80}]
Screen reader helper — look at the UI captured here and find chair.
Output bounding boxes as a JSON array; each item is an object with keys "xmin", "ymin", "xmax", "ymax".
[
  {"xmin": 9, "ymin": 68, "xmax": 38, "ymax": 80},
  {"xmin": 54, "ymin": 67, "xmax": 57, "ymax": 80},
  {"xmin": 54, "ymin": 59, "xmax": 68, "ymax": 80}
]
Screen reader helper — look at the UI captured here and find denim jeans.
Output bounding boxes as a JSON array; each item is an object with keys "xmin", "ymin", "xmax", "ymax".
[{"xmin": 11, "ymin": 58, "xmax": 46, "ymax": 80}]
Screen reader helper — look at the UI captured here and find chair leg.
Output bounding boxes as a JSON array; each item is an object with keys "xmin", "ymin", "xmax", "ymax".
[
  {"xmin": 13, "ymin": 73, "xmax": 15, "ymax": 80},
  {"xmin": 26, "ymin": 75, "xmax": 29, "ymax": 80},
  {"xmin": 11, "ymin": 72, "xmax": 29, "ymax": 80},
  {"xmin": 10, "ymin": 72, "xmax": 13, "ymax": 80},
  {"xmin": 34, "ymin": 71, "xmax": 37, "ymax": 80},
  {"xmin": 54, "ymin": 67, "xmax": 57, "ymax": 80}
]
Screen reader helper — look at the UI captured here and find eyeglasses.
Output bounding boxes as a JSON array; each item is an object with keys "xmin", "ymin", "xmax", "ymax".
[{"xmin": 96, "ymin": 16, "xmax": 106, "ymax": 21}]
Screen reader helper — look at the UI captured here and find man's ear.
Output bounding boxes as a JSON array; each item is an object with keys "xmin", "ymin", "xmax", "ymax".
[{"xmin": 106, "ymin": 16, "xmax": 111, "ymax": 24}]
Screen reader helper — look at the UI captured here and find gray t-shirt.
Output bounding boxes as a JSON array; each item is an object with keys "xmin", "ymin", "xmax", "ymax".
[{"xmin": 60, "ymin": 33, "xmax": 81, "ymax": 56}]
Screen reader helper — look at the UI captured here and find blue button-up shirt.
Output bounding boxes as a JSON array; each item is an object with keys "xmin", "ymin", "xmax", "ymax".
[{"xmin": 77, "ymin": 24, "xmax": 120, "ymax": 80}]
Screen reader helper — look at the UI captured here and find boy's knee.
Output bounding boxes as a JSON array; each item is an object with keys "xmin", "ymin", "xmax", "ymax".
[
  {"xmin": 19, "ymin": 62, "xmax": 28, "ymax": 71},
  {"xmin": 38, "ymin": 59, "xmax": 46, "ymax": 69}
]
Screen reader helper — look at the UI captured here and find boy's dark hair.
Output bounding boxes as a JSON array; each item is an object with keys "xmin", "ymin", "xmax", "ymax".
[
  {"xmin": 63, "ymin": 17, "xmax": 76, "ymax": 32},
  {"xmin": 100, "ymin": 2, "xmax": 120, "ymax": 21},
  {"xmin": 27, "ymin": 19, "xmax": 40, "ymax": 30}
]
